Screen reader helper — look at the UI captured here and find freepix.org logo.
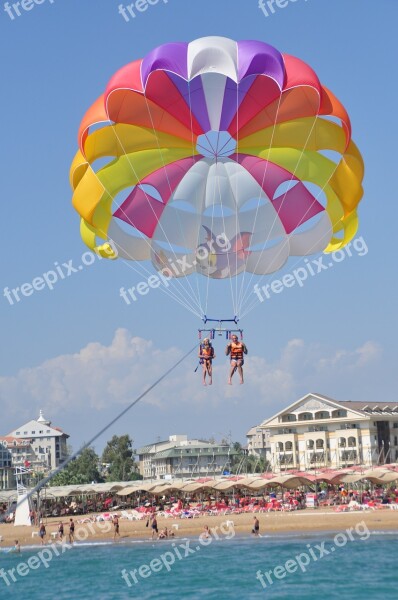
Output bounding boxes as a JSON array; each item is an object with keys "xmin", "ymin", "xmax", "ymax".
[
  {"xmin": 118, "ymin": 0, "xmax": 168, "ymax": 22},
  {"xmin": 252, "ymin": 236, "xmax": 368, "ymax": 303},
  {"xmin": 258, "ymin": 0, "xmax": 309, "ymax": 18},
  {"xmin": 120, "ymin": 232, "xmax": 231, "ymax": 305}
]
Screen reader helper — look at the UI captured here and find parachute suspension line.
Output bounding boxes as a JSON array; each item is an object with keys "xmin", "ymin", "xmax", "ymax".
[
  {"xmin": 241, "ymin": 113, "xmax": 352, "ymax": 321},
  {"xmin": 203, "ymin": 158, "xmax": 218, "ymax": 318},
  {"xmin": 235, "ymin": 79, "xmax": 240, "ymax": 317},
  {"xmin": 236, "ymin": 92, "xmax": 284, "ymax": 316},
  {"xmin": 141, "ymin": 92, "xmax": 206, "ymax": 318},
  {"xmin": 238, "ymin": 95, "xmax": 323, "ymax": 316},
  {"xmin": 216, "ymin": 160, "xmax": 238, "ymax": 317},
  {"xmin": 108, "ymin": 121, "xmax": 204, "ymax": 319},
  {"xmin": 186, "ymin": 79, "xmax": 206, "ymax": 312},
  {"xmin": 12, "ymin": 342, "xmax": 198, "ymax": 516},
  {"xmin": 79, "ymin": 132, "xmax": 202, "ymax": 318}
]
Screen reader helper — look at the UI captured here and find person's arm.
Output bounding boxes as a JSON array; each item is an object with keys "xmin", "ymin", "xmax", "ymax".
[
  {"xmin": 225, "ymin": 344, "xmax": 231, "ymax": 356},
  {"xmin": 243, "ymin": 343, "xmax": 248, "ymax": 354}
]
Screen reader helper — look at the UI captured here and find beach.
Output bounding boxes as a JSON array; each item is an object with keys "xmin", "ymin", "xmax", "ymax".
[{"xmin": 1, "ymin": 508, "xmax": 397, "ymax": 549}]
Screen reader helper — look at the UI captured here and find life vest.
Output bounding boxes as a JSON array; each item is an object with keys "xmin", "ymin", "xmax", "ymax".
[
  {"xmin": 201, "ymin": 344, "xmax": 214, "ymax": 359},
  {"xmin": 230, "ymin": 341, "xmax": 244, "ymax": 360}
]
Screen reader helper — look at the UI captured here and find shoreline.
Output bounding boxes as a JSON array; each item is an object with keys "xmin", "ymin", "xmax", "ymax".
[{"xmin": 1, "ymin": 508, "xmax": 398, "ymax": 549}]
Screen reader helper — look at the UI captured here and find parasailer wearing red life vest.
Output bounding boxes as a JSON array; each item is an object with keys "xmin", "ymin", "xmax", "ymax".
[
  {"xmin": 226, "ymin": 335, "xmax": 248, "ymax": 385},
  {"xmin": 199, "ymin": 338, "xmax": 215, "ymax": 386}
]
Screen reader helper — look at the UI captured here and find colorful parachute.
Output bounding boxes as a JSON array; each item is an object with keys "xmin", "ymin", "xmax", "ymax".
[{"xmin": 70, "ymin": 36, "xmax": 364, "ymax": 310}]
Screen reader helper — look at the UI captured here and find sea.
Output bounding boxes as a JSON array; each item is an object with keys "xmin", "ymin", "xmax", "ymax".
[{"xmin": 0, "ymin": 530, "xmax": 396, "ymax": 599}]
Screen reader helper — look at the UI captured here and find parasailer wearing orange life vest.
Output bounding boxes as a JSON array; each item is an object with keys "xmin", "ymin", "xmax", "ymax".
[
  {"xmin": 199, "ymin": 338, "xmax": 215, "ymax": 386},
  {"xmin": 226, "ymin": 335, "xmax": 248, "ymax": 385}
]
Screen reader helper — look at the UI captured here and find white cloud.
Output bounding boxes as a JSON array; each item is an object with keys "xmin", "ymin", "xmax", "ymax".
[{"xmin": 0, "ymin": 330, "xmax": 385, "ymax": 446}]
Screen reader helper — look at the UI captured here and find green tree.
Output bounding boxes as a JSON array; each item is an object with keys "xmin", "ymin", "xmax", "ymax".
[
  {"xmin": 51, "ymin": 447, "xmax": 103, "ymax": 486},
  {"xmin": 229, "ymin": 442, "xmax": 270, "ymax": 474},
  {"xmin": 101, "ymin": 435, "xmax": 141, "ymax": 481}
]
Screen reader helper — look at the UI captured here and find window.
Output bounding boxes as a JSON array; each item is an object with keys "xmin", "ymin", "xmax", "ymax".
[
  {"xmin": 39, "ymin": 430, "xmax": 43, "ymax": 434},
  {"xmin": 16, "ymin": 432, "xmax": 20, "ymax": 435},
  {"xmin": 282, "ymin": 414, "xmax": 297, "ymax": 423},
  {"xmin": 394, "ymin": 424, "xmax": 398, "ymax": 429},
  {"xmin": 332, "ymin": 410, "xmax": 347, "ymax": 418},
  {"xmin": 298, "ymin": 413, "xmax": 313, "ymax": 421},
  {"xmin": 31, "ymin": 431, "xmax": 35, "ymax": 434},
  {"xmin": 315, "ymin": 411, "xmax": 330, "ymax": 420},
  {"xmin": 395, "ymin": 437, "xmax": 398, "ymax": 447}
]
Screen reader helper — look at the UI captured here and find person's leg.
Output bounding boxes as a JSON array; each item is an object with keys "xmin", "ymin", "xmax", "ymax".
[
  {"xmin": 207, "ymin": 361, "xmax": 212, "ymax": 385},
  {"xmin": 202, "ymin": 363, "xmax": 207, "ymax": 385},
  {"xmin": 237, "ymin": 360, "xmax": 244, "ymax": 384},
  {"xmin": 228, "ymin": 361, "xmax": 236, "ymax": 384}
]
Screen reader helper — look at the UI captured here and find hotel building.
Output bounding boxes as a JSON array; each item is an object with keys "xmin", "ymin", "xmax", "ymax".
[
  {"xmin": 137, "ymin": 435, "xmax": 236, "ymax": 479},
  {"xmin": 0, "ymin": 410, "xmax": 69, "ymax": 489},
  {"xmin": 259, "ymin": 393, "xmax": 398, "ymax": 472}
]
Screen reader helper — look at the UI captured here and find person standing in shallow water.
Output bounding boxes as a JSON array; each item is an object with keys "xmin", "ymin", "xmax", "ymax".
[
  {"xmin": 151, "ymin": 514, "xmax": 158, "ymax": 539},
  {"xmin": 68, "ymin": 518, "xmax": 75, "ymax": 543},
  {"xmin": 113, "ymin": 514, "xmax": 120, "ymax": 541},
  {"xmin": 252, "ymin": 516, "xmax": 260, "ymax": 536}
]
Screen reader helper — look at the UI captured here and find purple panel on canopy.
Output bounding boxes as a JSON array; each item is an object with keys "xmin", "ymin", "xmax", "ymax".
[
  {"xmin": 232, "ymin": 154, "xmax": 324, "ymax": 233},
  {"xmin": 219, "ymin": 77, "xmax": 254, "ymax": 131},
  {"xmin": 237, "ymin": 40, "xmax": 285, "ymax": 88},
  {"xmin": 141, "ymin": 42, "xmax": 188, "ymax": 89},
  {"xmin": 167, "ymin": 72, "xmax": 210, "ymax": 132},
  {"xmin": 114, "ymin": 157, "xmax": 201, "ymax": 237}
]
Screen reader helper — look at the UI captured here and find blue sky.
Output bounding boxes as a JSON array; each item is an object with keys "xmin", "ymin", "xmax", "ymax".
[{"xmin": 1, "ymin": 0, "xmax": 396, "ymax": 454}]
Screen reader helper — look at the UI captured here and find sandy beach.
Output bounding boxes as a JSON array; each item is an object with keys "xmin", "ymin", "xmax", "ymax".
[{"xmin": 1, "ymin": 508, "xmax": 397, "ymax": 548}]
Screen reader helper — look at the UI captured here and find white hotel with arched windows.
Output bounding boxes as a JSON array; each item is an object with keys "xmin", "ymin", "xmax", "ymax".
[{"xmin": 257, "ymin": 393, "xmax": 398, "ymax": 472}]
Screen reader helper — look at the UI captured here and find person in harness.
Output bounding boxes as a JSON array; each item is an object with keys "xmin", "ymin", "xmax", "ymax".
[
  {"xmin": 226, "ymin": 334, "xmax": 248, "ymax": 384},
  {"xmin": 199, "ymin": 338, "xmax": 215, "ymax": 386}
]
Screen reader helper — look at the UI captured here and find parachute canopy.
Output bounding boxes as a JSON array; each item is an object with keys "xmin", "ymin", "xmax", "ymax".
[{"xmin": 70, "ymin": 36, "xmax": 364, "ymax": 286}]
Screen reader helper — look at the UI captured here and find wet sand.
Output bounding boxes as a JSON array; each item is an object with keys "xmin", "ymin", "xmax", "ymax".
[{"xmin": 1, "ymin": 508, "xmax": 397, "ymax": 548}]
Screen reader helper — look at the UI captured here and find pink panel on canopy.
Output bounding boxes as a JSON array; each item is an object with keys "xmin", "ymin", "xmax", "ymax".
[
  {"xmin": 114, "ymin": 157, "xmax": 200, "ymax": 237},
  {"xmin": 232, "ymin": 154, "xmax": 324, "ymax": 234},
  {"xmin": 272, "ymin": 183, "xmax": 324, "ymax": 234},
  {"xmin": 144, "ymin": 71, "xmax": 203, "ymax": 136},
  {"xmin": 228, "ymin": 76, "xmax": 282, "ymax": 138}
]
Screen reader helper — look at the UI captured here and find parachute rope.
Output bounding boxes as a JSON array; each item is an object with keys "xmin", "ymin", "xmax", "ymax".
[
  {"xmin": 107, "ymin": 121, "xmax": 204, "ymax": 317},
  {"xmin": 10, "ymin": 342, "xmax": 198, "ymax": 517}
]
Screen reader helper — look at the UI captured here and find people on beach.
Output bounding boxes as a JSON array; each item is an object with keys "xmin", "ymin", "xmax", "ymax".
[
  {"xmin": 151, "ymin": 514, "xmax": 158, "ymax": 539},
  {"xmin": 226, "ymin": 335, "xmax": 247, "ymax": 384},
  {"xmin": 58, "ymin": 521, "xmax": 64, "ymax": 540},
  {"xmin": 113, "ymin": 515, "xmax": 120, "ymax": 541},
  {"xmin": 202, "ymin": 525, "xmax": 211, "ymax": 539},
  {"xmin": 252, "ymin": 516, "xmax": 260, "ymax": 536},
  {"xmin": 39, "ymin": 523, "xmax": 46, "ymax": 545},
  {"xmin": 199, "ymin": 338, "xmax": 215, "ymax": 385},
  {"xmin": 10, "ymin": 540, "xmax": 21, "ymax": 554},
  {"xmin": 68, "ymin": 518, "xmax": 75, "ymax": 543}
]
